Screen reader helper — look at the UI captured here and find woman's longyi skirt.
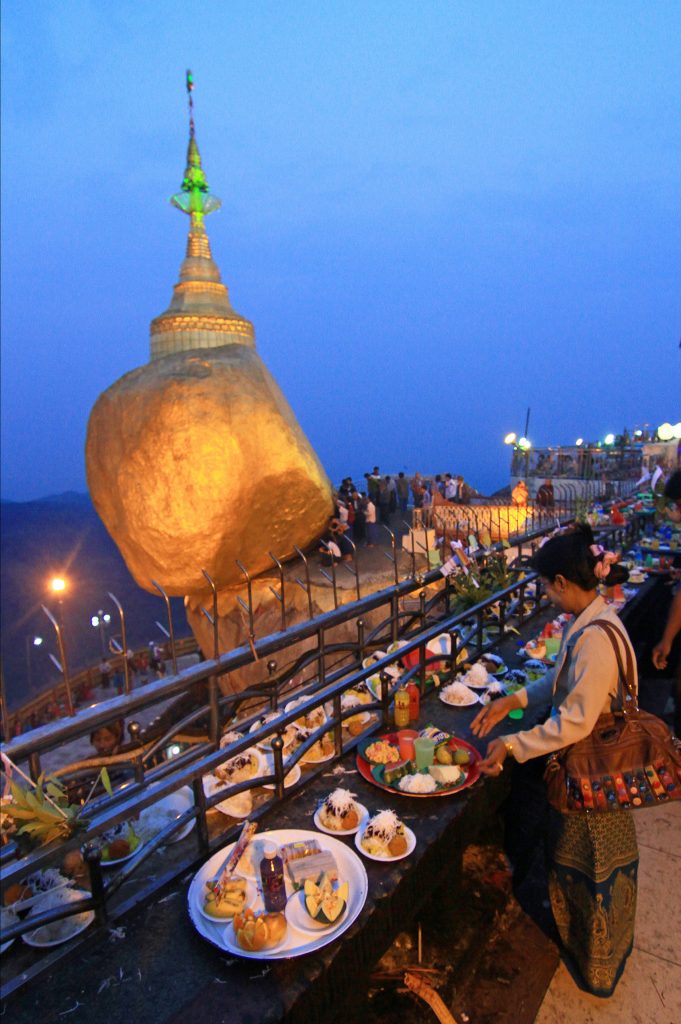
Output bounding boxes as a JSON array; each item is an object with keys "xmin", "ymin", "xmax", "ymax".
[{"xmin": 548, "ymin": 810, "xmax": 638, "ymax": 997}]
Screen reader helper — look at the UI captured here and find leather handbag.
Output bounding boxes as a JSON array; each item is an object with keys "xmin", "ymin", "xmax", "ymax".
[{"xmin": 544, "ymin": 618, "xmax": 681, "ymax": 813}]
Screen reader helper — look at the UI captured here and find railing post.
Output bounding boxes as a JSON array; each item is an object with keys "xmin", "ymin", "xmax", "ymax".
[
  {"xmin": 151, "ymin": 580, "xmax": 178, "ymax": 676},
  {"xmin": 333, "ymin": 692, "xmax": 343, "ymax": 757},
  {"xmin": 192, "ymin": 776, "xmax": 210, "ymax": 855},
  {"xmin": 84, "ymin": 842, "xmax": 108, "ymax": 926},
  {"xmin": 107, "ymin": 592, "xmax": 131, "ymax": 695},
  {"xmin": 271, "ymin": 732, "xmax": 285, "ymax": 802},
  {"xmin": 269, "ymin": 552, "xmax": 287, "ymax": 633}
]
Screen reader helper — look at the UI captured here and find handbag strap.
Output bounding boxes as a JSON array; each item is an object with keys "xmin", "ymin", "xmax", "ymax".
[{"xmin": 589, "ymin": 618, "xmax": 638, "ymax": 712}]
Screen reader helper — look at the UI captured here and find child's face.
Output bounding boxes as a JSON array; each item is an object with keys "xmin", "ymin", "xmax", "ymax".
[{"xmin": 92, "ymin": 727, "xmax": 118, "ymax": 755}]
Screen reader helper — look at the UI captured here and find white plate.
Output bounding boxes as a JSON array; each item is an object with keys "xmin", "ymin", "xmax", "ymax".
[
  {"xmin": 438, "ymin": 688, "xmax": 479, "ymax": 708},
  {"xmin": 284, "ymin": 696, "xmax": 328, "ymax": 730},
  {"xmin": 138, "ymin": 786, "xmax": 195, "ymax": 844},
  {"xmin": 343, "ymin": 711, "xmax": 372, "ymax": 731},
  {"xmin": 262, "ymin": 761, "xmax": 302, "ymax": 790},
  {"xmin": 100, "ymin": 832, "xmax": 145, "ymax": 866},
  {"xmin": 22, "ymin": 891, "xmax": 94, "ymax": 948},
  {"xmin": 197, "ymin": 876, "xmax": 257, "ymax": 925},
  {"xmin": 313, "ymin": 802, "xmax": 369, "ymax": 836},
  {"xmin": 188, "ymin": 828, "xmax": 368, "ymax": 960},
  {"xmin": 285, "ymin": 887, "xmax": 348, "ymax": 935},
  {"xmin": 299, "ymin": 743, "xmax": 336, "ymax": 765},
  {"xmin": 354, "ymin": 825, "xmax": 416, "ymax": 863}
]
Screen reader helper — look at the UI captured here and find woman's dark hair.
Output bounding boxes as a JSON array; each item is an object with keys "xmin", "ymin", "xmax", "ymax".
[
  {"xmin": 531, "ymin": 523, "xmax": 629, "ymax": 590},
  {"xmin": 664, "ymin": 470, "xmax": 681, "ymax": 501}
]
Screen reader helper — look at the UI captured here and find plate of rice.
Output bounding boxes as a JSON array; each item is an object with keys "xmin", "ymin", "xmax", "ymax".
[
  {"xmin": 439, "ymin": 681, "xmax": 479, "ymax": 707},
  {"xmin": 22, "ymin": 888, "xmax": 94, "ymax": 948}
]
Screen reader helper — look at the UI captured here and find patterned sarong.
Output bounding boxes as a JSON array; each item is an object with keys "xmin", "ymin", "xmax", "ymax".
[{"xmin": 548, "ymin": 810, "xmax": 638, "ymax": 997}]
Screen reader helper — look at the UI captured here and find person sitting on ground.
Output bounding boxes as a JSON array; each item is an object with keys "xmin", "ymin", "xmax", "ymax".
[{"xmin": 319, "ymin": 520, "xmax": 343, "ymax": 566}]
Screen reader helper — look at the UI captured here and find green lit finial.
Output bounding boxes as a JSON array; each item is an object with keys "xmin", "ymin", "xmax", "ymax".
[{"xmin": 170, "ymin": 70, "xmax": 222, "ymax": 221}]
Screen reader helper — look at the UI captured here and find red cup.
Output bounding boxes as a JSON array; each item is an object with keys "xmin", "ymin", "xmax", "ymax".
[{"xmin": 397, "ymin": 729, "xmax": 418, "ymax": 761}]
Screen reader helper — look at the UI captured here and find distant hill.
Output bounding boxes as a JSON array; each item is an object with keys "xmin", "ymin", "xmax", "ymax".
[{"xmin": 1, "ymin": 493, "xmax": 189, "ymax": 710}]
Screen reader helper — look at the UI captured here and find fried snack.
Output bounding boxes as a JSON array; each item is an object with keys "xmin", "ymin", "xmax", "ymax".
[
  {"xmin": 388, "ymin": 833, "xmax": 408, "ymax": 857},
  {"xmin": 107, "ymin": 838, "xmax": 131, "ymax": 860}
]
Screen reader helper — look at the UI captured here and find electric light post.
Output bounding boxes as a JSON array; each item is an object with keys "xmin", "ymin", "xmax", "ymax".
[
  {"xmin": 25, "ymin": 635, "xmax": 43, "ymax": 694},
  {"xmin": 90, "ymin": 611, "xmax": 111, "ymax": 659}
]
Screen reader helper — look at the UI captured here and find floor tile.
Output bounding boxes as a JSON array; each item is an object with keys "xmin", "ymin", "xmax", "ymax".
[
  {"xmin": 535, "ymin": 946, "xmax": 681, "ymax": 1024},
  {"xmin": 635, "ymin": 802, "xmax": 681, "ymax": 860}
]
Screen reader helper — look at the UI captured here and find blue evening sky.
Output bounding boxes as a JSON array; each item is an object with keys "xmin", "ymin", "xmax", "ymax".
[{"xmin": 1, "ymin": 1, "xmax": 679, "ymax": 500}]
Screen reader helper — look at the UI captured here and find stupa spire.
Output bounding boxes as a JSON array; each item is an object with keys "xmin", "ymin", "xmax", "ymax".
[{"xmin": 150, "ymin": 71, "xmax": 254, "ymax": 361}]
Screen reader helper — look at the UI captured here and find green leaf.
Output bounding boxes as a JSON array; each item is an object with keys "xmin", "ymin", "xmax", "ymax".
[{"xmin": 100, "ymin": 766, "xmax": 113, "ymax": 797}]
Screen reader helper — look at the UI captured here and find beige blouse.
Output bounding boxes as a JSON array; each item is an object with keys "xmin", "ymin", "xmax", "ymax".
[{"xmin": 501, "ymin": 595, "xmax": 637, "ymax": 763}]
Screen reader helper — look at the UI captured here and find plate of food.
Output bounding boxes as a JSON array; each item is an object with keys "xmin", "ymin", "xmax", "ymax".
[
  {"xmin": 99, "ymin": 822, "xmax": 144, "ymax": 865},
  {"xmin": 248, "ymin": 713, "xmax": 301, "ymax": 755},
  {"xmin": 298, "ymin": 730, "xmax": 335, "ymax": 764},
  {"xmin": 358, "ymin": 737, "xmax": 401, "ymax": 765},
  {"xmin": 0, "ymin": 905, "xmax": 18, "ymax": 953},
  {"xmin": 355, "ymin": 811, "xmax": 416, "ymax": 862},
  {"xmin": 456, "ymin": 663, "xmax": 494, "ymax": 690},
  {"xmin": 22, "ymin": 887, "xmax": 94, "ymax": 948},
  {"xmin": 439, "ymin": 681, "xmax": 479, "ymax": 707},
  {"xmin": 504, "ymin": 668, "xmax": 529, "ymax": 693},
  {"xmin": 313, "ymin": 788, "xmax": 369, "ymax": 835},
  {"xmin": 261, "ymin": 757, "xmax": 302, "ymax": 790},
  {"xmin": 478, "ymin": 654, "xmax": 508, "ymax": 676},
  {"xmin": 524, "ymin": 659, "xmax": 549, "ymax": 681},
  {"xmin": 198, "ymin": 874, "xmax": 257, "ymax": 924},
  {"xmin": 285, "ymin": 875, "xmax": 350, "ymax": 935},
  {"xmin": 138, "ymin": 786, "xmax": 195, "ymax": 844},
  {"xmin": 356, "ymin": 730, "xmax": 480, "ymax": 797},
  {"xmin": 188, "ymin": 827, "xmax": 368, "ymax": 960},
  {"xmin": 284, "ymin": 695, "xmax": 328, "ymax": 732}
]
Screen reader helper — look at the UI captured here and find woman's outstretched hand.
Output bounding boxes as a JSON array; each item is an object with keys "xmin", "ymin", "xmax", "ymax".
[
  {"xmin": 470, "ymin": 693, "xmax": 520, "ymax": 738},
  {"xmin": 478, "ymin": 738, "xmax": 508, "ymax": 775}
]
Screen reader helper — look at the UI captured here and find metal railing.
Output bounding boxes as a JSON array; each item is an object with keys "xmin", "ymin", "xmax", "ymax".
[{"xmin": 0, "ymin": 514, "xmax": 645, "ymax": 996}]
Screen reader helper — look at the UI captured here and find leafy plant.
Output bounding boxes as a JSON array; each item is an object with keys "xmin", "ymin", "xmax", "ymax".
[{"xmin": 0, "ymin": 756, "xmax": 113, "ymax": 849}]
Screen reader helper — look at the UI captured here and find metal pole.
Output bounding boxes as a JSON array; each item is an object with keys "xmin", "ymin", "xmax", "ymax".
[
  {"xmin": 108, "ymin": 592, "xmax": 131, "ymax": 694},
  {"xmin": 201, "ymin": 570, "xmax": 220, "ymax": 661},
  {"xmin": 41, "ymin": 604, "xmax": 74, "ymax": 716},
  {"xmin": 269, "ymin": 552, "xmax": 287, "ymax": 632},
  {"xmin": 151, "ymin": 580, "xmax": 178, "ymax": 675}
]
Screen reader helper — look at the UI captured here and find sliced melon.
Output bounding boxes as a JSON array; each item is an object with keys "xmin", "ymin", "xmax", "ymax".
[
  {"xmin": 305, "ymin": 894, "xmax": 321, "ymax": 918},
  {"xmin": 305, "ymin": 879, "xmax": 349, "ymax": 924}
]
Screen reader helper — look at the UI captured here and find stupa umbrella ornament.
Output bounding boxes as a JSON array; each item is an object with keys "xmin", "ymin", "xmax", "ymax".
[{"xmin": 170, "ymin": 71, "xmax": 221, "ymax": 221}]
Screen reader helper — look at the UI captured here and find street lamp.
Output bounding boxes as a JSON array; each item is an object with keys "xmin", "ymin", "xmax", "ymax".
[
  {"xmin": 604, "ymin": 433, "xmax": 615, "ymax": 446},
  {"xmin": 575, "ymin": 438, "xmax": 584, "ymax": 446},
  {"xmin": 91, "ymin": 610, "xmax": 112, "ymax": 658},
  {"xmin": 503, "ymin": 432, "xmax": 517, "ymax": 445},
  {"xmin": 25, "ymin": 636, "xmax": 43, "ymax": 694}
]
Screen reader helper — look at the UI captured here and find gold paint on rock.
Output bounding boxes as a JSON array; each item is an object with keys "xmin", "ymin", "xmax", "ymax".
[{"xmin": 86, "ymin": 346, "xmax": 332, "ymax": 595}]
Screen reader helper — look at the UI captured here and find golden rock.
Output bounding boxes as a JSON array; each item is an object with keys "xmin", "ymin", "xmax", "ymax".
[{"xmin": 86, "ymin": 120, "xmax": 333, "ymax": 596}]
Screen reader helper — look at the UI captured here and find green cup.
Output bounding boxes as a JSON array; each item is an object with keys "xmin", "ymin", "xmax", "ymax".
[{"xmin": 414, "ymin": 737, "xmax": 436, "ymax": 770}]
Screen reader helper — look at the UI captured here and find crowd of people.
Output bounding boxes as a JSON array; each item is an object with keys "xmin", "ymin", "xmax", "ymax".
[{"xmin": 319, "ymin": 468, "xmax": 478, "ymax": 561}]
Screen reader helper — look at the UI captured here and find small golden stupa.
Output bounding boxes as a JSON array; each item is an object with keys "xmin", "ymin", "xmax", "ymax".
[{"xmin": 86, "ymin": 73, "xmax": 333, "ymax": 598}]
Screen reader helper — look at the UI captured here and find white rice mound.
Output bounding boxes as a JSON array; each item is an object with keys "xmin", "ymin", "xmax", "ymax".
[{"xmin": 398, "ymin": 773, "xmax": 437, "ymax": 794}]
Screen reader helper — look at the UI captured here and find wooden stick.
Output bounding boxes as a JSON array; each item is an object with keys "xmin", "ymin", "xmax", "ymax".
[{"xmin": 403, "ymin": 971, "xmax": 458, "ymax": 1024}]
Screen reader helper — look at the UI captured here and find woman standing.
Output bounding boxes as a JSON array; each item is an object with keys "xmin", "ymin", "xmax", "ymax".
[{"xmin": 471, "ymin": 525, "xmax": 637, "ymax": 997}]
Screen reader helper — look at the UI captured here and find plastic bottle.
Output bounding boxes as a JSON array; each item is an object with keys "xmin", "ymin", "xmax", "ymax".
[
  {"xmin": 260, "ymin": 845, "xmax": 287, "ymax": 912},
  {"xmin": 406, "ymin": 680, "xmax": 420, "ymax": 723},
  {"xmin": 394, "ymin": 687, "xmax": 410, "ymax": 728}
]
